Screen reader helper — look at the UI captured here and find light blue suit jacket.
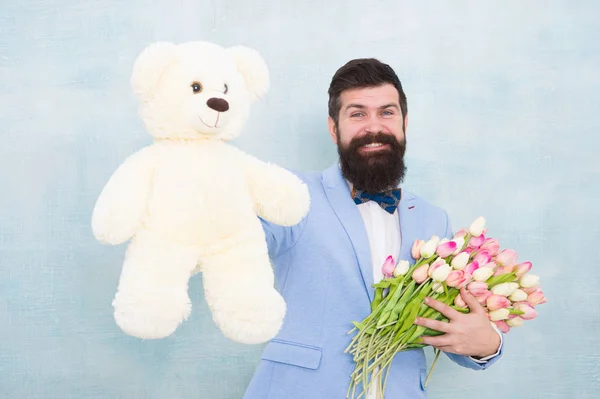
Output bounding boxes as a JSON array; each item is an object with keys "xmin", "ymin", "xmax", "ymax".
[{"xmin": 243, "ymin": 163, "xmax": 502, "ymax": 399}]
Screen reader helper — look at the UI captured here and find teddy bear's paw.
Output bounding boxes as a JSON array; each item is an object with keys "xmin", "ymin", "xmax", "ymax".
[
  {"xmin": 259, "ymin": 180, "xmax": 310, "ymax": 227},
  {"xmin": 112, "ymin": 289, "xmax": 192, "ymax": 339},
  {"xmin": 211, "ymin": 289, "xmax": 286, "ymax": 344},
  {"xmin": 92, "ymin": 217, "xmax": 136, "ymax": 245},
  {"xmin": 279, "ymin": 181, "xmax": 311, "ymax": 225}
]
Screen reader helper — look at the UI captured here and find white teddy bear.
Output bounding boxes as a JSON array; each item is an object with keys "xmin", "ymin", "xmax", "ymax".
[{"xmin": 91, "ymin": 40, "xmax": 310, "ymax": 344}]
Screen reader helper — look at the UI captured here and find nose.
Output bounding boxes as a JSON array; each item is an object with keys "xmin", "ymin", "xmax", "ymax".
[
  {"xmin": 364, "ymin": 115, "xmax": 384, "ymax": 133},
  {"xmin": 207, "ymin": 98, "xmax": 229, "ymax": 112}
]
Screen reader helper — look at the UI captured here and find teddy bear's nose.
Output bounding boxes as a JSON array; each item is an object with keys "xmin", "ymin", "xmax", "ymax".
[{"xmin": 207, "ymin": 98, "xmax": 230, "ymax": 113}]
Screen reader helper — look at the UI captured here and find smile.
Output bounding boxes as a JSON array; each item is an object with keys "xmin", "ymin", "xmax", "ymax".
[
  {"xmin": 361, "ymin": 142, "xmax": 390, "ymax": 152},
  {"xmin": 199, "ymin": 116, "xmax": 219, "ymax": 128}
]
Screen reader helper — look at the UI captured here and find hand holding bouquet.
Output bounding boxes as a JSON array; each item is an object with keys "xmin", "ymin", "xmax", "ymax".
[{"xmin": 345, "ymin": 217, "xmax": 547, "ymax": 399}]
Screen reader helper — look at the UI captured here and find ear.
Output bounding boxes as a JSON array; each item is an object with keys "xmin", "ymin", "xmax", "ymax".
[
  {"xmin": 327, "ymin": 116, "xmax": 338, "ymax": 144},
  {"xmin": 227, "ymin": 46, "xmax": 269, "ymax": 101},
  {"xmin": 130, "ymin": 41, "xmax": 178, "ymax": 103}
]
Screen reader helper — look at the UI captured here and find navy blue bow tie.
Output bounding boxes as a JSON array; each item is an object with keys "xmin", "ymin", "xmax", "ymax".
[{"xmin": 352, "ymin": 187, "xmax": 402, "ymax": 214}]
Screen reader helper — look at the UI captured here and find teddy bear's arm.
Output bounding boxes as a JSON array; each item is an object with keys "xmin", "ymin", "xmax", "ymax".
[
  {"xmin": 91, "ymin": 146, "xmax": 156, "ymax": 245},
  {"xmin": 243, "ymin": 155, "xmax": 310, "ymax": 226}
]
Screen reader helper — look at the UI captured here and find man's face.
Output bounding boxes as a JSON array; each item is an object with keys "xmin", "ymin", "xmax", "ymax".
[{"xmin": 328, "ymin": 83, "xmax": 408, "ymax": 193}]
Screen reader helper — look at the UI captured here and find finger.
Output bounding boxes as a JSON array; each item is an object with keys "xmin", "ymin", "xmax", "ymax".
[
  {"xmin": 420, "ymin": 334, "xmax": 452, "ymax": 348},
  {"xmin": 424, "ymin": 296, "xmax": 461, "ymax": 320},
  {"xmin": 460, "ymin": 287, "xmax": 485, "ymax": 314},
  {"xmin": 413, "ymin": 316, "xmax": 453, "ymax": 333}
]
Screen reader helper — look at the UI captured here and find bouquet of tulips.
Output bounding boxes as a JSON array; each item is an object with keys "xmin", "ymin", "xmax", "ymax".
[{"xmin": 345, "ymin": 216, "xmax": 547, "ymax": 399}]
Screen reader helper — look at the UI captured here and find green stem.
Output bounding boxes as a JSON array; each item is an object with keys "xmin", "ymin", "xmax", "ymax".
[{"xmin": 424, "ymin": 349, "xmax": 441, "ymax": 388}]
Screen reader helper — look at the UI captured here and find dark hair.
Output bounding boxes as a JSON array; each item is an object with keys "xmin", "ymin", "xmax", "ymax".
[{"xmin": 328, "ymin": 58, "xmax": 407, "ymax": 125}]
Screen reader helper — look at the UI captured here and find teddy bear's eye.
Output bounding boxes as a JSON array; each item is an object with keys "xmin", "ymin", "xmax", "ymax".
[
  {"xmin": 191, "ymin": 82, "xmax": 203, "ymax": 94},
  {"xmin": 224, "ymin": 84, "xmax": 228, "ymax": 94}
]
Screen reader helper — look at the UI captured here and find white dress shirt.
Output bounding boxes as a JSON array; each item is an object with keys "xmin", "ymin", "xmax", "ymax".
[{"xmin": 350, "ymin": 183, "xmax": 502, "ymax": 398}]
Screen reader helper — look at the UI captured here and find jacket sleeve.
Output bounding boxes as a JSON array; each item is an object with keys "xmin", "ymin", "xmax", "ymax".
[{"xmin": 259, "ymin": 215, "xmax": 308, "ymax": 260}]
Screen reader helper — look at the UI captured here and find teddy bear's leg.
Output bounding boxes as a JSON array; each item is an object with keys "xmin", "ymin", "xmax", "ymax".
[
  {"xmin": 199, "ymin": 228, "xmax": 286, "ymax": 345},
  {"xmin": 112, "ymin": 229, "xmax": 201, "ymax": 339}
]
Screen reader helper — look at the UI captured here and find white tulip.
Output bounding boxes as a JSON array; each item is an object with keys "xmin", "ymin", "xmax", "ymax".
[
  {"xmin": 507, "ymin": 316, "xmax": 524, "ymax": 327},
  {"xmin": 519, "ymin": 274, "xmax": 540, "ymax": 288},
  {"xmin": 431, "ymin": 264, "xmax": 452, "ymax": 282},
  {"xmin": 450, "ymin": 252, "xmax": 470, "ymax": 270},
  {"xmin": 433, "ymin": 283, "xmax": 445, "ymax": 293},
  {"xmin": 491, "ymin": 282, "xmax": 520, "ymax": 297},
  {"xmin": 473, "ymin": 266, "xmax": 494, "ymax": 282},
  {"xmin": 393, "ymin": 260, "xmax": 410, "ymax": 277},
  {"xmin": 469, "ymin": 216, "xmax": 486, "ymax": 236},
  {"xmin": 509, "ymin": 289, "xmax": 528, "ymax": 302},
  {"xmin": 488, "ymin": 308, "xmax": 510, "ymax": 321},
  {"xmin": 452, "ymin": 237, "xmax": 465, "ymax": 255},
  {"xmin": 420, "ymin": 239, "xmax": 438, "ymax": 258}
]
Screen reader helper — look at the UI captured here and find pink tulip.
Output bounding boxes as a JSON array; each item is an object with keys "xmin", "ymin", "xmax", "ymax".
[
  {"xmin": 480, "ymin": 238, "xmax": 500, "ymax": 257},
  {"xmin": 476, "ymin": 290, "xmax": 493, "ymax": 305},
  {"xmin": 493, "ymin": 265, "xmax": 512, "ymax": 276},
  {"xmin": 464, "ymin": 261, "xmax": 480, "ymax": 275},
  {"xmin": 473, "ymin": 250, "xmax": 492, "ymax": 265},
  {"xmin": 486, "ymin": 294, "xmax": 511, "ymax": 311},
  {"xmin": 454, "ymin": 229, "xmax": 468, "ymax": 238},
  {"xmin": 468, "ymin": 234, "xmax": 485, "ymax": 249},
  {"xmin": 454, "ymin": 294, "xmax": 467, "ymax": 308},
  {"xmin": 411, "ymin": 240, "xmax": 425, "ymax": 260},
  {"xmin": 514, "ymin": 262, "xmax": 532, "ymax": 278},
  {"xmin": 514, "ymin": 302, "xmax": 538, "ymax": 320},
  {"xmin": 436, "ymin": 241, "xmax": 457, "ymax": 258},
  {"xmin": 493, "ymin": 320, "xmax": 511, "ymax": 333},
  {"xmin": 496, "ymin": 249, "xmax": 518, "ymax": 268},
  {"xmin": 527, "ymin": 289, "xmax": 547, "ymax": 306},
  {"xmin": 381, "ymin": 255, "xmax": 395, "ymax": 277},
  {"xmin": 464, "ymin": 247, "xmax": 474, "ymax": 254},
  {"xmin": 467, "ymin": 281, "xmax": 489, "ymax": 296},
  {"xmin": 412, "ymin": 264, "xmax": 430, "ymax": 284},
  {"xmin": 446, "ymin": 270, "xmax": 470, "ymax": 288}
]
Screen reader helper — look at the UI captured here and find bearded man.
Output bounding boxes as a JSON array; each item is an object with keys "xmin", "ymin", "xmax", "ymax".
[{"xmin": 242, "ymin": 58, "xmax": 504, "ymax": 399}]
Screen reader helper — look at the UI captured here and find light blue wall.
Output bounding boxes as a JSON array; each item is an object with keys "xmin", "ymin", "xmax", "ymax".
[{"xmin": 1, "ymin": 1, "xmax": 598, "ymax": 398}]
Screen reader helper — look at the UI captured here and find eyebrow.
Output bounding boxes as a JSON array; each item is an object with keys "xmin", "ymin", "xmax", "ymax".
[{"xmin": 345, "ymin": 103, "xmax": 400, "ymax": 111}]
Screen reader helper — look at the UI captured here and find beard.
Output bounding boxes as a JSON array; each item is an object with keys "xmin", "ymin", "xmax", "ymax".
[{"xmin": 337, "ymin": 129, "xmax": 407, "ymax": 193}]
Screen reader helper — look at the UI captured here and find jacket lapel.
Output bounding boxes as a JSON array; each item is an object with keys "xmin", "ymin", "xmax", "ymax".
[
  {"xmin": 322, "ymin": 164, "xmax": 374, "ymax": 301},
  {"xmin": 397, "ymin": 191, "xmax": 423, "ymax": 265}
]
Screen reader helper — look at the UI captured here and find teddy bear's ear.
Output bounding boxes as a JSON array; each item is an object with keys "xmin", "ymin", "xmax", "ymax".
[
  {"xmin": 227, "ymin": 46, "xmax": 270, "ymax": 101},
  {"xmin": 130, "ymin": 41, "xmax": 178, "ymax": 102}
]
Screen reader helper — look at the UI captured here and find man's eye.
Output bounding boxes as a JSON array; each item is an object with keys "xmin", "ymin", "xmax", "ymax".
[
  {"xmin": 351, "ymin": 113, "xmax": 363, "ymax": 117},
  {"xmin": 191, "ymin": 82, "xmax": 203, "ymax": 93}
]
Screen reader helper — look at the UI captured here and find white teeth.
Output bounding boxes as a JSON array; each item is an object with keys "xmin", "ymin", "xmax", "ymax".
[{"xmin": 364, "ymin": 143, "xmax": 383, "ymax": 148}]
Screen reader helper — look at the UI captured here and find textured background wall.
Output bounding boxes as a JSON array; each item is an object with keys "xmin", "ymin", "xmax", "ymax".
[{"xmin": 1, "ymin": 1, "xmax": 598, "ymax": 398}]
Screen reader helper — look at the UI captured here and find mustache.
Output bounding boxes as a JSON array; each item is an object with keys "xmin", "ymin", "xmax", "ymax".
[{"xmin": 348, "ymin": 132, "xmax": 400, "ymax": 149}]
